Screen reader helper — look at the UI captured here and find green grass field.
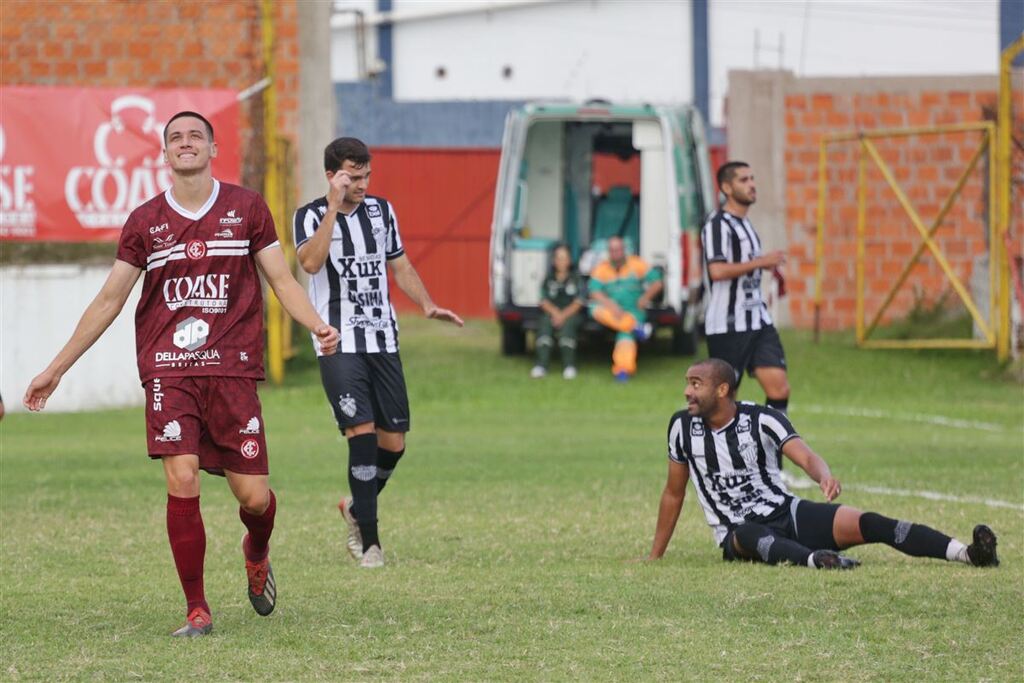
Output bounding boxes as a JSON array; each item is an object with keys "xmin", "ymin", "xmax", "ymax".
[{"xmin": 2, "ymin": 318, "xmax": 1022, "ymax": 681}]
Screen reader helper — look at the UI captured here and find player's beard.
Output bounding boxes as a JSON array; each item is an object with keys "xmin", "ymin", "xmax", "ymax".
[{"xmin": 734, "ymin": 190, "xmax": 756, "ymax": 206}]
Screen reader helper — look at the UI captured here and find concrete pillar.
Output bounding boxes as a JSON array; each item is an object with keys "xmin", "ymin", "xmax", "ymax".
[
  {"xmin": 298, "ymin": 0, "xmax": 335, "ymax": 203},
  {"xmin": 725, "ymin": 69, "xmax": 793, "ymax": 325}
]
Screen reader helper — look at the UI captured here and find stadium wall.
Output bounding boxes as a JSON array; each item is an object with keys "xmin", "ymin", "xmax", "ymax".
[{"xmin": 728, "ymin": 71, "xmax": 1022, "ymax": 332}]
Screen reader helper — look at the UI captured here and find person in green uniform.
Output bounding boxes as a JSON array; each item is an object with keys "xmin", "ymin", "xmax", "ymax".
[
  {"xmin": 531, "ymin": 244, "xmax": 585, "ymax": 380},
  {"xmin": 589, "ymin": 236, "xmax": 663, "ymax": 381}
]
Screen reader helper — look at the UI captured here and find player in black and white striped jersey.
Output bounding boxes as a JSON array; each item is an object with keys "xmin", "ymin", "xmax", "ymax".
[
  {"xmin": 701, "ymin": 161, "xmax": 791, "ymax": 415},
  {"xmin": 643, "ymin": 358, "xmax": 1000, "ymax": 570},
  {"xmin": 294, "ymin": 137, "xmax": 463, "ymax": 569}
]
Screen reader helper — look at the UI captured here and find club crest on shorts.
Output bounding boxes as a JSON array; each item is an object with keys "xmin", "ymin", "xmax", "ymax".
[
  {"xmin": 241, "ymin": 438, "xmax": 260, "ymax": 459},
  {"xmin": 338, "ymin": 394, "xmax": 357, "ymax": 418}
]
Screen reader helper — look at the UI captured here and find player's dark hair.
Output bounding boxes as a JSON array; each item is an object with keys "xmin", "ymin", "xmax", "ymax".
[
  {"xmin": 324, "ymin": 137, "xmax": 371, "ymax": 173},
  {"xmin": 696, "ymin": 357, "xmax": 738, "ymax": 396},
  {"xmin": 716, "ymin": 161, "xmax": 749, "ymax": 189},
  {"xmin": 164, "ymin": 111, "xmax": 215, "ymax": 144}
]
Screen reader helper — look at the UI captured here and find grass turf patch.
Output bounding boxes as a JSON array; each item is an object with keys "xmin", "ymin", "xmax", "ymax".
[{"xmin": 2, "ymin": 318, "xmax": 1022, "ymax": 680}]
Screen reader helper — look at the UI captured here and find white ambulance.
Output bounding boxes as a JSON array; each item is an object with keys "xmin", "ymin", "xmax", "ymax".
[{"xmin": 489, "ymin": 101, "xmax": 715, "ymax": 355}]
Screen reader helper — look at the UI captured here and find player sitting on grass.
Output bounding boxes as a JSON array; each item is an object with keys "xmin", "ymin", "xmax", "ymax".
[{"xmin": 644, "ymin": 358, "xmax": 999, "ymax": 569}]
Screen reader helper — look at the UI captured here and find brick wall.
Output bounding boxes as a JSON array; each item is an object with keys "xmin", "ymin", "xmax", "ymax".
[
  {"xmin": 1, "ymin": 0, "xmax": 299, "ymax": 195},
  {"xmin": 782, "ymin": 79, "xmax": 1021, "ymax": 330}
]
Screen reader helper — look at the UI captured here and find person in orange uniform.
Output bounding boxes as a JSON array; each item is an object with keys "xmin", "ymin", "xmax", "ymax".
[{"xmin": 588, "ymin": 236, "xmax": 663, "ymax": 381}]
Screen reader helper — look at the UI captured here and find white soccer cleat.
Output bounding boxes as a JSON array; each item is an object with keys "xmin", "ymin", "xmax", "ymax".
[
  {"xmin": 530, "ymin": 365, "xmax": 547, "ymax": 379},
  {"xmin": 338, "ymin": 497, "xmax": 363, "ymax": 561},
  {"xmin": 359, "ymin": 544, "xmax": 385, "ymax": 569},
  {"xmin": 562, "ymin": 366, "xmax": 577, "ymax": 380}
]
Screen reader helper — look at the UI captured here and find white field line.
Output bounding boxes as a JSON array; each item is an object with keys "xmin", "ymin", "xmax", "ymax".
[
  {"xmin": 782, "ymin": 473, "xmax": 1024, "ymax": 511},
  {"xmin": 797, "ymin": 404, "xmax": 1020, "ymax": 434}
]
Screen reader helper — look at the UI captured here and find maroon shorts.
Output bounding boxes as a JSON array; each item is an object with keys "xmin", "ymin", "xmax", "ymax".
[{"xmin": 143, "ymin": 376, "xmax": 269, "ymax": 476}]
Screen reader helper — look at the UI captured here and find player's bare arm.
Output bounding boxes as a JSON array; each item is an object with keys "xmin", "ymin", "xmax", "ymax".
[
  {"xmin": 389, "ymin": 254, "xmax": 464, "ymax": 327},
  {"xmin": 23, "ymin": 259, "xmax": 142, "ymax": 412},
  {"xmin": 707, "ymin": 251, "xmax": 786, "ymax": 281},
  {"xmin": 255, "ymin": 246, "xmax": 340, "ymax": 354},
  {"xmin": 646, "ymin": 458, "xmax": 690, "ymax": 560},
  {"xmin": 297, "ymin": 171, "xmax": 352, "ymax": 274},
  {"xmin": 782, "ymin": 437, "xmax": 841, "ymax": 501}
]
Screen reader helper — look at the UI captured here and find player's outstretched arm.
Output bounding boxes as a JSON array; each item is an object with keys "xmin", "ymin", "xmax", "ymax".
[
  {"xmin": 23, "ymin": 260, "xmax": 142, "ymax": 412},
  {"xmin": 646, "ymin": 459, "xmax": 690, "ymax": 560},
  {"xmin": 388, "ymin": 254, "xmax": 464, "ymax": 327},
  {"xmin": 255, "ymin": 246, "xmax": 339, "ymax": 354},
  {"xmin": 782, "ymin": 437, "xmax": 841, "ymax": 501}
]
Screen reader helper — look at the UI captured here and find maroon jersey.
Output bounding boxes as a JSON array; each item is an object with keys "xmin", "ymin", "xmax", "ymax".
[{"xmin": 116, "ymin": 180, "xmax": 279, "ymax": 383}]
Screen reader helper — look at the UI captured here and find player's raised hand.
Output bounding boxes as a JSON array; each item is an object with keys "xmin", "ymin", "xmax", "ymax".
[
  {"xmin": 23, "ymin": 368, "xmax": 62, "ymax": 412},
  {"xmin": 314, "ymin": 324, "xmax": 341, "ymax": 355},
  {"xmin": 819, "ymin": 475, "xmax": 841, "ymax": 502},
  {"xmin": 326, "ymin": 171, "xmax": 352, "ymax": 211},
  {"xmin": 425, "ymin": 305, "xmax": 464, "ymax": 327}
]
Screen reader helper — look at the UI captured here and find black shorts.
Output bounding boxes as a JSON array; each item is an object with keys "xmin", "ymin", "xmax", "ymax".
[
  {"xmin": 706, "ymin": 325, "xmax": 787, "ymax": 383},
  {"xmin": 318, "ymin": 352, "xmax": 411, "ymax": 433},
  {"xmin": 721, "ymin": 498, "xmax": 840, "ymax": 561}
]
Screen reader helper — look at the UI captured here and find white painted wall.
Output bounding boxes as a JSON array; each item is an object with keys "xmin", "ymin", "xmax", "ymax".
[
  {"xmin": 331, "ymin": 0, "xmax": 998, "ymax": 126},
  {"xmin": 332, "ymin": 0, "xmax": 692, "ymax": 104},
  {"xmin": 1, "ymin": 265, "xmax": 144, "ymax": 414}
]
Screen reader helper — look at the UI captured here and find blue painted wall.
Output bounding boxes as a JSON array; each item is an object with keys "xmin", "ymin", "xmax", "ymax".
[{"xmin": 334, "ymin": 82, "xmax": 524, "ymax": 148}]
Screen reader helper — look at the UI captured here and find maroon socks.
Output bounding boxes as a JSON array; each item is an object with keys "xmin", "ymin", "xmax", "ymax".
[
  {"xmin": 240, "ymin": 489, "xmax": 277, "ymax": 561},
  {"xmin": 166, "ymin": 494, "xmax": 208, "ymax": 614}
]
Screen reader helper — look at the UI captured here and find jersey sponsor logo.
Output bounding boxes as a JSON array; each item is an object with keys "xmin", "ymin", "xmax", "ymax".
[
  {"xmin": 151, "ymin": 377, "xmax": 163, "ymax": 412},
  {"xmin": 154, "ymin": 348, "xmax": 221, "ymax": 368},
  {"xmin": 214, "ymin": 227, "xmax": 234, "ymax": 238},
  {"xmin": 149, "ymin": 222, "xmax": 169, "ymax": 234},
  {"xmin": 690, "ymin": 420, "xmax": 705, "ymax": 437},
  {"xmin": 163, "ymin": 274, "xmax": 230, "ymax": 313},
  {"xmin": 338, "ymin": 394, "xmax": 357, "ymax": 418},
  {"xmin": 219, "ymin": 209, "xmax": 244, "ymax": 226},
  {"xmin": 186, "ymin": 239, "xmax": 206, "ymax": 260},
  {"xmin": 336, "ymin": 256, "xmax": 383, "ymax": 278},
  {"xmin": 708, "ymin": 472, "xmax": 752, "ymax": 492},
  {"xmin": 152, "ymin": 233, "xmax": 176, "ymax": 248},
  {"xmin": 737, "ymin": 415, "xmax": 751, "ymax": 433},
  {"xmin": 348, "ymin": 314, "xmax": 391, "ymax": 331},
  {"xmin": 366, "ymin": 204, "xmax": 381, "ymax": 218},
  {"xmin": 0, "ymin": 124, "xmax": 38, "ymax": 238},
  {"xmin": 240, "ymin": 438, "xmax": 260, "ymax": 459},
  {"xmin": 347, "ymin": 289, "xmax": 384, "ymax": 307},
  {"xmin": 155, "ymin": 419, "xmax": 182, "ymax": 442},
  {"xmin": 240, "ymin": 417, "xmax": 260, "ymax": 435},
  {"xmin": 64, "ymin": 95, "xmax": 172, "ymax": 229},
  {"xmin": 172, "ymin": 316, "xmax": 210, "ymax": 351}
]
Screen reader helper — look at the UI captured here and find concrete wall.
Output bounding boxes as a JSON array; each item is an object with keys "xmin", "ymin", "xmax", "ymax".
[{"xmin": 1, "ymin": 266, "xmax": 143, "ymax": 414}]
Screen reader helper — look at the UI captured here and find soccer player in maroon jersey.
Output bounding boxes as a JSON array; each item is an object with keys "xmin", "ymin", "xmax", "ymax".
[{"xmin": 23, "ymin": 111, "xmax": 340, "ymax": 637}]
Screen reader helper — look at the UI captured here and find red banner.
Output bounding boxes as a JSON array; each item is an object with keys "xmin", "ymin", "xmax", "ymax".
[{"xmin": 0, "ymin": 87, "xmax": 241, "ymax": 242}]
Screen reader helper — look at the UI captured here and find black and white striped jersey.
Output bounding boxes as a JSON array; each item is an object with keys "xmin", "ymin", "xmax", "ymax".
[
  {"xmin": 293, "ymin": 195, "xmax": 405, "ymax": 355},
  {"xmin": 667, "ymin": 402, "xmax": 798, "ymax": 545},
  {"xmin": 701, "ymin": 209, "xmax": 772, "ymax": 335}
]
